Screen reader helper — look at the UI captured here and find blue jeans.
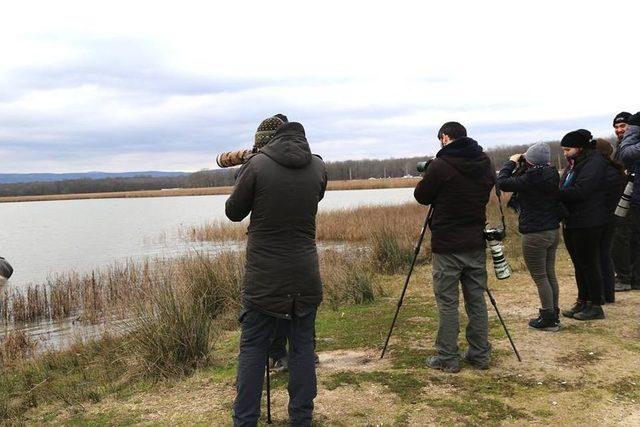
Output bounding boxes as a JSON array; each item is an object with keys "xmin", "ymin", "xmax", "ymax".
[{"xmin": 232, "ymin": 309, "xmax": 317, "ymax": 427}]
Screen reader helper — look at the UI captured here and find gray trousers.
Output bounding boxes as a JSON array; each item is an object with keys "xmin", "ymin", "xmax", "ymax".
[
  {"xmin": 521, "ymin": 229, "xmax": 560, "ymax": 310},
  {"xmin": 432, "ymin": 249, "xmax": 490, "ymax": 364}
]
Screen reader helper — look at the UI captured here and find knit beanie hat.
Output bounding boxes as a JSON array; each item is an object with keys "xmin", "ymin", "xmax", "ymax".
[
  {"xmin": 561, "ymin": 129, "xmax": 594, "ymax": 148},
  {"xmin": 523, "ymin": 142, "xmax": 550, "ymax": 165},
  {"xmin": 628, "ymin": 112, "xmax": 640, "ymax": 127},
  {"xmin": 613, "ymin": 112, "xmax": 632, "ymax": 126},
  {"xmin": 254, "ymin": 114, "xmax": 288, "ymax": 149}
]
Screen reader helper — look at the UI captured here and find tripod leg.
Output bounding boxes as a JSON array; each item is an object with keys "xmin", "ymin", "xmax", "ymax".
[
  {"xmin": 266, "ymin": 358, "xmax": 272, "ymax": 424},
  {"xmin": 381, "ymin": 209, "xmax": 432, "ymax": 359},
  {"xmin": 485, "ymin": 287, "xmax": 522, "ymax": 362}
]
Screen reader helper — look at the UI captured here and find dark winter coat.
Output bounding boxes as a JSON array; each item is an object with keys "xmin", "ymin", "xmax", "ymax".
[
  {"xmin": 414, "ymin": 137, "xmax": 495, "ymax": 254},
  {"xmin": 225, "ymin": 122, "xmax": 328, "ymax": 319},
  {"xmin": 559, "ymin": 151, "xmax": 608, "ymax": 229},
  {"xmin": 602, "ymin": 161, "xmax": 626, "ymax": 223},
  {"xmin": 496, "ymin": 161, "xmax": 561, "ymax": 234}
]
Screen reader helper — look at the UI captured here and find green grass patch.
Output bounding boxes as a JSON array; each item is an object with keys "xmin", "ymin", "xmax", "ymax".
[{"xmin": 323, "ymin": 370, "xmax": 427, "ymax": 403}]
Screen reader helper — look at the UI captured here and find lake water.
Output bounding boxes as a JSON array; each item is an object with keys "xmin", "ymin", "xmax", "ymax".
[{"xmin": 2, "ymin": 187, "xmax": 414, "ymax": 291}]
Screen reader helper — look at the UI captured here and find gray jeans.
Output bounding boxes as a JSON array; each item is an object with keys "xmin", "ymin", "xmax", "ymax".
[
  {"xmin": 521, "ymin": 229, "xmax": 560, "ymax": 310},
  {"xmin": 432, "ymin": 249, "xmax": 490, "ymax": 364}
]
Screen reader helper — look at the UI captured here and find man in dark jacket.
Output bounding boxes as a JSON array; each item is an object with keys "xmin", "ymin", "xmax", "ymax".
[
  {"xmin": 227, "ymin": 114, "xmax": 327, "ymax": 427},
  {"xmin": 613, "ymin": 112, "xmax": 640, "ymax": 291},
  {"xmin": 414, "ymin": 122, "xmax": 495, "ymax": 373}
]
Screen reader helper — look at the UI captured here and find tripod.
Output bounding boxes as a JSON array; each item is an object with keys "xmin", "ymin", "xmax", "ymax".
[{"xmin": 380, "ymin": 208, "xmax": 521, "ymax": 362}]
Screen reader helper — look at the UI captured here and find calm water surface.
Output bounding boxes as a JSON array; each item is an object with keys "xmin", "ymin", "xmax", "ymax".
[{"xmin": 2, "ymin": 187, "xmax": 414, "ymax": 291}]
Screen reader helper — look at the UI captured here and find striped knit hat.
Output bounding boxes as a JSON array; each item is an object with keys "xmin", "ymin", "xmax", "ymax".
[{"xmin": 254, "ymin": 114, "xmax": 288, "ymax": 149}]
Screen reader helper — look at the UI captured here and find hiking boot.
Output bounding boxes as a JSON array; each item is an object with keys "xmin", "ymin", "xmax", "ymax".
[
  {"xmin": 573, "ymin": 303, "xmax": 605, "ymax": 321},
  {"xmin": 462, "ymin": 351, "xmax": 490, "ymax": 370},
  {"xmin": 562, "ymin": 300, "xmax": 586, "ymax": 318},
  {"xmin": 425, "ymin": 356, "xmax": 460, "ymax": 373},
  {"xmin": 615, "ymin": 280, "xmax": 631, "ymax": 292},
  {"xmin": 528, "ymin": 309, "xmax": 560, "ymax": 332},
  {"xmin": 271, "ymin": 356, "xmax": 288, "ymax": 373}
]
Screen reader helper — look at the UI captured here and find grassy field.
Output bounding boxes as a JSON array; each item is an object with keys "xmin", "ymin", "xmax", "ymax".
[
  {"xmin": 0, "ymin": 177, "xmax": 419, "ymax": 203},
  {"xmin": 1, "ymin": 202, "xmax": 639, "ymax": 425},
  {"xmin": 3, "ymin": 260, "xmax": 639, "ymax": 425}
]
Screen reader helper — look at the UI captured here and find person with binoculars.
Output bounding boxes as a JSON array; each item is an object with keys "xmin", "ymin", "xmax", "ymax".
[
  {"xmin": 414, "ymin": 121, "xmax": 496, "ymax": 373},
  {"xmin": 226, "ymin": 114, "xmax": 327, "ymax": 427},
  {"xmin": 497, "ymin": 142, "xmax": 563, "ymax": 331}
]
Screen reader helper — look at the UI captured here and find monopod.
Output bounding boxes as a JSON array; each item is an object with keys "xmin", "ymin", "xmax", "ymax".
[
  {"xmin": 380, "ymin": 207, "xmax": 522, "ymax": 362},
  {"xmin": 265, "ymin": 358, "xmax": 272, "ymax": 424}
]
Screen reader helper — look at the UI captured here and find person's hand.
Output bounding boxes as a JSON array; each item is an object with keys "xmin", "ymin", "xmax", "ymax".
[{"xmin": 509, "ymin": 154, "xmax": 523, "ymax": 163}]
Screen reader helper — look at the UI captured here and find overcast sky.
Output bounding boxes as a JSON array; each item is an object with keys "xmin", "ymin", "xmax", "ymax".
[{"xmin": 1, "ymin": 0, "xmax": 639, "ymax": 173}]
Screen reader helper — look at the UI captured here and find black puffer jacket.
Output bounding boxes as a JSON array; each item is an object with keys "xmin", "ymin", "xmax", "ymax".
[
  {"xmin": 559, "ymin": 151, "xmax": 608, "ymax": 229},
  {"xmin": 225, "ymin": 122, "xmax": 327, "ymax": 319},
  {"xmin": 414, "ymin": 137, "xmax": 495, "ymax": 254},
  {"xmin": 602, "ymin": 161, "xmax": 626, "ymax": 223},
  {"xmin": 496, "ymin": 161, "xmax": 561, "ymax": 234}
]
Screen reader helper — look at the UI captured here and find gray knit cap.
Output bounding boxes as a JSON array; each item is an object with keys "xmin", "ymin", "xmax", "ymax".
[{"xmin": 524, "ymin": 142, "xmax": 550, "ymax": 166}]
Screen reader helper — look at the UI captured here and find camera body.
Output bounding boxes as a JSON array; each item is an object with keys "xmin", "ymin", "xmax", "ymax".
[{"xmin": 416, "ymin": 159, "xmax": 433, "ymax": 173}]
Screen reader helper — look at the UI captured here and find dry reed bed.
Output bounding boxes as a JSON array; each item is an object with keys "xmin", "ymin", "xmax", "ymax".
[{"xmin": 186, "ymin": 202, "xmax": 431, "ymax": 243}]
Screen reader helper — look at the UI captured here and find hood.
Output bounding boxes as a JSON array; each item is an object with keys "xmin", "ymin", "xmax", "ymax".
[
  {"xmin": 436, "ymin": 137, "xmax": 492, "ymax": 179},
  {"xmin": 260, "ymin": 122, "xmax": 311, "ymax": 169},
  {"xmin": 260, "ymin": 122, "xmax": 313, "ymax": 169}
]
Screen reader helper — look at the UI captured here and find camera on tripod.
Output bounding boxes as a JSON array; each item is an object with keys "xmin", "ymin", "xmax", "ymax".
[{"xmin": 416, "ymin": 159, "xmax": 433, "ymax": 173}]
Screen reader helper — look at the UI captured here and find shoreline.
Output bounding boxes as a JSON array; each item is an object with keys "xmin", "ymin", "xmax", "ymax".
[{"xmin": 0, "ymin": 177, "xmax": 420, "ymax": 203}]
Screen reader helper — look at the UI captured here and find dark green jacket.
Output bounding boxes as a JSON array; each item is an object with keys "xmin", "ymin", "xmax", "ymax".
[{"xmin": 225, "ymin": 122, "xmax": 327, "ymax": 319}]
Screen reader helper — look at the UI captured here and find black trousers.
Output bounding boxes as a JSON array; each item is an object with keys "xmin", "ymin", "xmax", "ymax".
[
  {"xmin": 233, "ymin": 309, "xmax": 317, "ymax": 427},
  {"xmin": 563, "ymin": 226, "xmax": 605, "ymax": 306},
  {"xmin": 612, "ymin": 207, "xmax": 640, "ymax": 287},
  {"xmin": 600, "ymin": 221, "xmax": 616, "ymax": 303}
]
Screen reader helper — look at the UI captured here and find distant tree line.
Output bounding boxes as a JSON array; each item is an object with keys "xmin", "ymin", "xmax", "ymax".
[{"xmin": 2, "ymin": 138, "xmax": 615, "ymax": 197}]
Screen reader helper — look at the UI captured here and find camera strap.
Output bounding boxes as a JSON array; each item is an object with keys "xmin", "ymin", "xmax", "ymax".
[{"xmin": 495, "ymin": 186, "xmax": 507, "ymax": 235}]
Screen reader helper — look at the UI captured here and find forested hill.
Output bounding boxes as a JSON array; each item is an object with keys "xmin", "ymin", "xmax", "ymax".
[{"xmin": 0, "ymin": 140, "xmax": 570, "ymax": 197}]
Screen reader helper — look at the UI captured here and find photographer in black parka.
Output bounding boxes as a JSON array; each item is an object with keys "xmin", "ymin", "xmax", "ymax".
[{"xmin": 226, "ymin": 115, "xmax": 327, "ymax": 427}]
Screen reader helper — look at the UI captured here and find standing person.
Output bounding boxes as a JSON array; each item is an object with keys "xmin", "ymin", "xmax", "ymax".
[
  {"xmin": 227, "ymin": 114, "xmax": 327, "ymax": 427},
  {"xmin": 611, "ymin": 112, "xmax": 637, "ymax": 292},
  {"xmin": 559, "ymin": 130, "xmax": 608, "ymax": 320},
  {"xmin": 595, "ymin": 139, "xmax": 626, "ymax": 303},
  {"xmin": 414, "ymin": 122, "xmax": 495, "ymax": 373},
  {"xmin": 496, "ymin": 143, "xmax": 562, "ymax": 331},
  {"xmin": 614, "ymin": 111, "xmax": 640, "ymax": 291}
]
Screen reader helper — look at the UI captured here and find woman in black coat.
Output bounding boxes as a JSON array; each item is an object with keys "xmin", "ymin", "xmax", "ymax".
[{"xmin": 559, "ymin": 130, "xmax": 609, "ymax": 320}]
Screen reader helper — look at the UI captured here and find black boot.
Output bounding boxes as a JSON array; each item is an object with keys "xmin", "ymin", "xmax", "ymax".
[
  {"xmin": 554, "ymin": 307, "xmax": 560, "ymax": 325},
  {"xmin": 529, "ymin": 309, "xmax": 559, "ymax": 331},
  {"xmin": 573, "ymin": 303, "xmax": 605, "ymax": 321},
  {"xmin": 562, "ymin": 300, "xmax": 586, "ymax": 318}
]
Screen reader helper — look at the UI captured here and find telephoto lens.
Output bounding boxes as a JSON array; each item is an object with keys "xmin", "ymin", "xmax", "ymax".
[
  {"xmin": 216, "ymin": 149, "xmax": 254, "ymax": 168},
  {"xmin": 615, "ymin": 172, "xmax": 635, "ymax": 218},
  {"xmin": 484, "ymin": 228, "xmax": 511, "ymax": 280},
  {"xmin": 0, "ymin": 257, "xmax": 13, "ymax": 280}
]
